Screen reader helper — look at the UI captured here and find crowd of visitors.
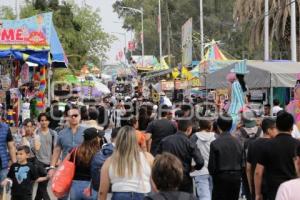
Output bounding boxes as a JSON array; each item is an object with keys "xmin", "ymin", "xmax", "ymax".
[{"xmin": 0, "ymin": 97, "xmax": 300, "ymax": 200}]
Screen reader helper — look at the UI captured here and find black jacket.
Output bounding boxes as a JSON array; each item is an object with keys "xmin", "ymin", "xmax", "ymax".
[
  {"xmin": 208, "ymin": 132, "xmax": 243, "ymax": 176},
  {"xmin": 157, "ymin": 131, "xmax": 204, "ymax": 175}
]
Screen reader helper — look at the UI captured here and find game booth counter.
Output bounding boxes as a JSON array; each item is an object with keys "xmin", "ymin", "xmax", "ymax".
[{"xmin": 0, "ymin": 12, "xmax": 68, "ymax": 127}]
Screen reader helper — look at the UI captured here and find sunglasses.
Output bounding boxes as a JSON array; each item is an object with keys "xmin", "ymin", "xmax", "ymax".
[{"xmin": 69, "ymin": 114, "xmax": 79, "ymax": 118}]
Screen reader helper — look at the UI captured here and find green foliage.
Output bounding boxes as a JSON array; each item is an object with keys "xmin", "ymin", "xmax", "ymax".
[
  {"xmin": 113, "ymin": 0, "xmax": 259, "ymax": 61},
  {"xmin": 0, "ymin": 6, "xmax": 16, "ymax": 19},
  {"xmin": 53, "ymin": 68, "xmax": 75, "ymax": 82}
]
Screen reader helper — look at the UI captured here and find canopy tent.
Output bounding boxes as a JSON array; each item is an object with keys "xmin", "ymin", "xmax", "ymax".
[
  {"xmin": 102, "ymin": 63, "xmax": 137, "ymax": 80},
  {"xmin": 191, "ymin": 40, "xmax": 234, "ymax": 77},
  {"xmin": 0, "ymin": 12, "xmax": 67, "ymax": 67},
  {"xmin": 141, "ymin": 68, "xmax": 173, "ymax": 81},
  {"xmin": 206, "ymin": 60, "xmax": 300, "ymax": 89}
]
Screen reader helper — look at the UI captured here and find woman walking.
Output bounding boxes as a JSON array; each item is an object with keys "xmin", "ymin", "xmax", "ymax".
[
  {"xmin": 99, "ymin": 126, "xmax": 154, "ymax": 200},
  {"xmin": 69, "ymin": 128, "xmax": 105, "ymax": 200}
]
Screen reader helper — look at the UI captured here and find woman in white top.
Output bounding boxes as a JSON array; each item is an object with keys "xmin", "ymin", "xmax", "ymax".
[{"xmin": 99, "ymin": 126, "xmax": 154, "ymax": 200}]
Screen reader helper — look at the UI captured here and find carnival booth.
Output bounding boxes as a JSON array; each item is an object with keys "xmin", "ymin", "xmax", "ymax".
[
  {"xmin": 0, "ymin": 12, "xmax": 67, "ymax": 126},
  {"xmin": 206, "ymin": 60, "xmax": 300, "ymax": 108}
]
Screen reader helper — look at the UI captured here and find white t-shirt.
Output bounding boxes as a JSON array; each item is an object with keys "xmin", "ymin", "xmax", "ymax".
[
  {"xmin": 109, "ymin": 152, "xmax": 151, "ymax": 193},
  {"xmin": 292, "ymin": 125, "xmax": 300, "ymax": 139},
  {"xmin": 276, "ymin": 178, "xmax": 300, "ymax": 200},
  {"xmin": 272, "ymin": 106, "xmax": 283, "ymax": 116}
]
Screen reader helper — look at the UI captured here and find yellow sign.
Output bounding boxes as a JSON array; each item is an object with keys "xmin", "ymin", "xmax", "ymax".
[{"xmin": 191, "ymin": 77, "xmax": 201, "ymax": 87}]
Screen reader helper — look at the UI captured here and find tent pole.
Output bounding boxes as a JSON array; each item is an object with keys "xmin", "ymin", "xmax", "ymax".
[{"xmin": 270, "ymin": 73, "xmax": 273, "ymax": 116}]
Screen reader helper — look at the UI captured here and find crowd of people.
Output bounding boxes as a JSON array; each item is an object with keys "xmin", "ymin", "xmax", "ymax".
[{"xmin": 0, "ymin": 94, "xmax": 299, "ymax": 200}]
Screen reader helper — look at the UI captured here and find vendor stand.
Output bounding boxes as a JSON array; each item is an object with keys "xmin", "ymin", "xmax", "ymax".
[{"xmin": 0, "ymin": 12, "xmax": 67, "ymax": 126}]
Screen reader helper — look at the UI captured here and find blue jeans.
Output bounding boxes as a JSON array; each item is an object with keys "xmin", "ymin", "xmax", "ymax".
[
  {"xmin": 112, "ymin": 192, "xmax": 145, "ymax": 200},
  {"xmin": 70, "ymin": 180, "xmax": 97, "ymax": 200},
  {"xmin": 194, "ymin": 175, "xmax": 213, "ymax": 200}
]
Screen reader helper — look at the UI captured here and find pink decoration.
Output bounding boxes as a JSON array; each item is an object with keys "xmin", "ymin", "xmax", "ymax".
[{"xmin": 226, "ymin": 72, "xmax": 236, "ymax": 83}]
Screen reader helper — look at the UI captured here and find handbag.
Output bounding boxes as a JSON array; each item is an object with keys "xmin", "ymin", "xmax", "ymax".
[{"xmin": 51, "ymin": 148, "xmax": 77, "ymax": 198}]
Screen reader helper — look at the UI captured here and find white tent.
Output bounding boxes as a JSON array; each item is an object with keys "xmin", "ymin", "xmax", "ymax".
[{"xmin": 206, "ymin": 60, "xmax": 300, "ymax": 89}]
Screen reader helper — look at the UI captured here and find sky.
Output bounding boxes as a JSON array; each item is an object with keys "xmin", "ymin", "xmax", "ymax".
[{"xmin": 0, "ymin": 0, "xmax": 132, "ymax": 64}]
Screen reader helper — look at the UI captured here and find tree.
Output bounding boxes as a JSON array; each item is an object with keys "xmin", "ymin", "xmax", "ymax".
[
  {"xmin": 113, "ymin": 0, "xmax": 253, "ymax": 63},
  {"xmin": 234, "ymin": 0, "xmax": 300, "ymax": 59},
  {"xmin": 17, "ymin": 1, "xmax": 113, "ymax": 69},
  {"xmin": 0, "ymin": 6, "xmax": 16, "ymax": 19}
]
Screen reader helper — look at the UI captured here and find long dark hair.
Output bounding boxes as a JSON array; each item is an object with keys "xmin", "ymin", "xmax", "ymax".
[
  {"xmin": 236, "ymin": 74, "xmax": 247, "ymax": 92},
  {"xmin": 76, "ymin": 137, "xmax": 101, "ymax": 166}
]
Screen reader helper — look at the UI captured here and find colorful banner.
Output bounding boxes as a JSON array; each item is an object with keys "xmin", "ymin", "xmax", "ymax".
[{"xmin": 0, "ymin": 13, "xmax": 52, "ymax": 46}]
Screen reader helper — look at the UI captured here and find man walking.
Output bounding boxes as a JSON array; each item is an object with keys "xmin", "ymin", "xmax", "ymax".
[
  {"xmin": 246, "ymin": 118, "xmax": 277, "ymax": 199},
  {"xmin": 48, "ymin": 105, "xmax": 86, "ymax": 200},
  {"xmin": 146, "ymin": 105, "xmax": 177, "ymax": 155},
  {"xmin": 255, "ymin": 111, "xmax": 300, "ymax": 200},
  {"xmin": 208, "ymin": 114, "xmax": 243, "ymax": 200},
  {"xmin": 157, "ymin": 119, "xmax": 204, "ymax": 193},
  {"xmin": 34, "ymin": 113, "xmax": 57, "ymax": 200}
]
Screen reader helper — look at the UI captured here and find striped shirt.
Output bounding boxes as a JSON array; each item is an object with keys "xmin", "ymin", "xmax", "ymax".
[{"xmin": 228, "ymin": 81, "xmax": 245, "ymax": 115}]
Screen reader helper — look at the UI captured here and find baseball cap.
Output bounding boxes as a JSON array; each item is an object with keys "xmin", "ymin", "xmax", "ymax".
[{"xmin": 83, "ymin": 128, "xmax": 105, "ymax": 141}]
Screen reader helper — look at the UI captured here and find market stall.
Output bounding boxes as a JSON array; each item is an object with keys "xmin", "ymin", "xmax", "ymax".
[
  {"xmin": 0, "ymin": 12, "xmax": 67, "ymax": 126},
  {"xmin": 206, "ymin": 60, "xmax": 300, "ymax": 106}
]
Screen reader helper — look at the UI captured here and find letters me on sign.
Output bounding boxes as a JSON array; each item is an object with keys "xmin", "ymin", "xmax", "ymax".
[{"xmin": 0, "ymin": 13, "xmax": 52, "ymax": 46}]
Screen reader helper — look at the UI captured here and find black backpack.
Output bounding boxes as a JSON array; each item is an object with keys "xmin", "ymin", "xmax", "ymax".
[{"xmin": 240, "ymin": 127, "xmax": 262, "ymax": 166}]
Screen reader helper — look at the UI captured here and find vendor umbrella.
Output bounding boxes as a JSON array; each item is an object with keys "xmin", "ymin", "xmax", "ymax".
[{"xmin": 94, "ymin": 81, "xmax": 110, "ymax": 95}]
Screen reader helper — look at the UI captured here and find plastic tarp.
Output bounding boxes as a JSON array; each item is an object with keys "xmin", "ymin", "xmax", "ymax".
[
  {"xmin": 0, "ymin": 50, "xmax": 49, "ymax": 65},
  {"xmin": 50, "ymin": 24, "xmax": 68, "ymax": 67},
  {"xmin": 206, "ymin": 60, "xmax": 300, "ymax": 89}
]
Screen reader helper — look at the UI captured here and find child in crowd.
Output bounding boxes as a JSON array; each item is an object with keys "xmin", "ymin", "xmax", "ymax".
[{"xmin": 1, "ymin": 146, "xmax": 47, "ymax": 200}]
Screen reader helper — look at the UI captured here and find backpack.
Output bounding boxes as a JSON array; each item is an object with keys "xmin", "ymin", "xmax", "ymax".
[
  {"xmin": 239, "ymin": 127, "xmax": 262, "ymax": 166},
  {"xmin": 90, "ymin": 143, "xmax": 114, "ymax": 191}
]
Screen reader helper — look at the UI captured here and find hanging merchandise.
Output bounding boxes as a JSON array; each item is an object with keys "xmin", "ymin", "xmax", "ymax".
[
  {"xmin": 21, "ymin": 63, "xmax": 30, "ymax": 84},
  {"xmin": 11, "ymin": 61, "xmax": 21, "ymax": 88},
  {"xmin": 0, "ymin": 75, "xmax": 11, "ymax": 91},
  {"xmin": 10, "ymin": 88, "xmax": 20, "ymax": 126},
  {"xmin": 36, "ymin": 66, "xmax": 46, "ymax": 111}
]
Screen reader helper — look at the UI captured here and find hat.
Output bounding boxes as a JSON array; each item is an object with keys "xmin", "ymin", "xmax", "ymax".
[
  {"xmin": 231, "ymin": 60, "xmax": 249, "ymax": 75},
  {"xmin": 83, "ymin": 128, "xmax": 104, "ymax": 141},
  {"xmin": 242, "ymin": 110, "xmax": 257, "ymax": 128}
]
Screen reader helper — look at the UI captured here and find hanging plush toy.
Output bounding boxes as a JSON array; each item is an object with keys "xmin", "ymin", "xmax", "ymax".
[{"xmin": 6, "ymin": 108, "xmax": 15, "ymax": 126}]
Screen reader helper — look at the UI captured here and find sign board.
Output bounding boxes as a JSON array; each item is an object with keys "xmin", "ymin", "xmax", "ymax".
[
  {"xmin": 161, "ymin": 79, "xmax": 201, "ymax": 91},
  {"xmin": 0, "ymin": 13, "xmax": 52, "ymax": 46},
  {"xmin": 181, "ymin": 18, "xmax": 193, "ymax": 66},
  {"xmin": 161, "ymin": 81, "xmax": 174, "ymax": 91},
  {"xmin": 191, "ymin": 77, "xmax": 201, "ymax": 87},
  {"xmin": 128, "ymin": 41, "xmax": 136, "ymax": 51}
]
